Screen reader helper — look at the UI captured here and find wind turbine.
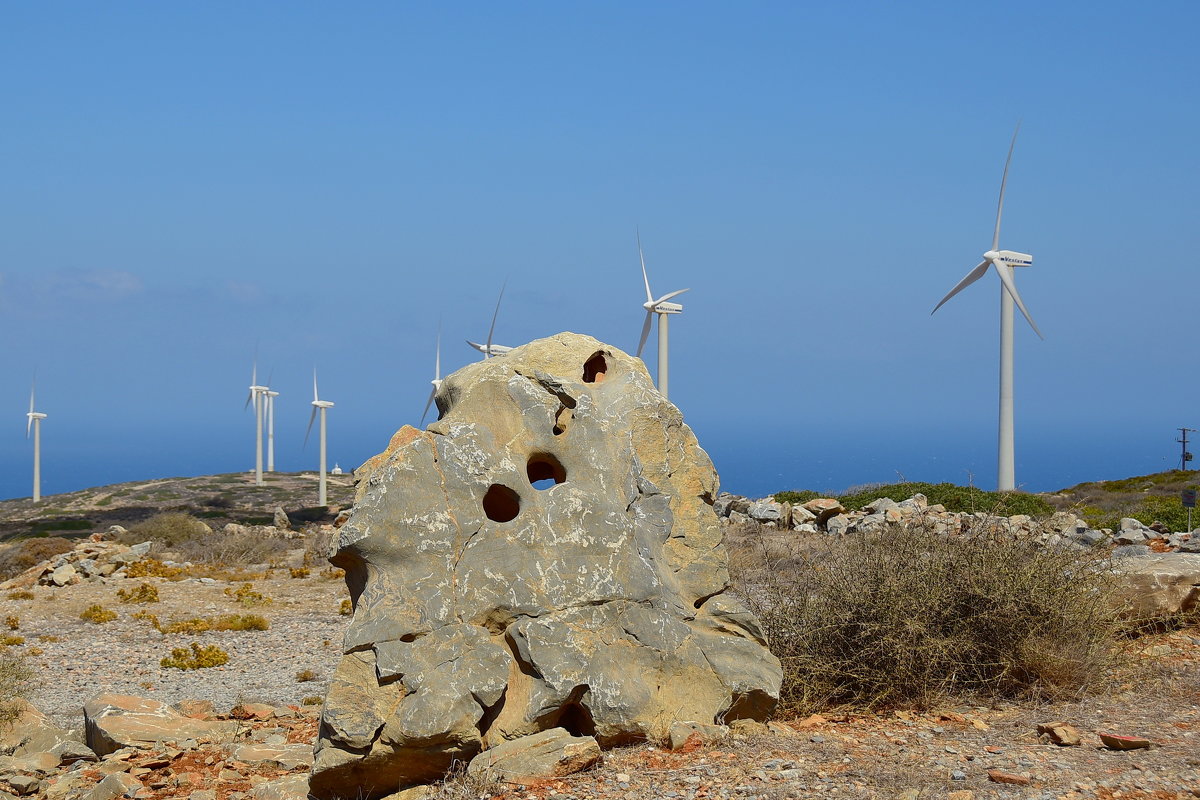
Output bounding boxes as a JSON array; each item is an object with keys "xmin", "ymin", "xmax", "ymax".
[
  {"xmin": 421, "ymin": 329, "xmax": 442, "ymax": 425},
  {"xmin": 26, "ymin": 381, "xmax": 47, "ymax": 503},
  {"xmin": 306, "ymin": 370, "xmax": 335, "ymax": 506},
  {"xmin": 931, "ymin": 124, "xmax": 1043, "ymax": 492},
  {"xmin": 245, "ymin": 364, "xmax": 268, "ymax": 487},
  {"xmin": 634, "ymin": 230, "xmax": 689, "ymax": 399},
  {"xmin": 265, "ymin": 388, "xmax": 279, "ymax": 473},
  {"xmin": 466, "ymin": 285, "xmax": 512, "ymax": 358}
]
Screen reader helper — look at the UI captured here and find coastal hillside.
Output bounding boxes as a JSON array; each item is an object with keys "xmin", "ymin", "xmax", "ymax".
[{"xmin": 0, "ymin": 472, "xmax": 355, "ymax": 542}]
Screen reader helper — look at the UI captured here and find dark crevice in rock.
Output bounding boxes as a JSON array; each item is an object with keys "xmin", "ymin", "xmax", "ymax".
[
  {"xmin": 473, "ymin": 685, "xmax": 507, "ymax": 738},
  {"xmin": 692, "ymin": 587, "xmax": 726, "ymax": 610},
  {"xmin": 555, "ymin": 696, "xmax": 597, "ymax": 737}
]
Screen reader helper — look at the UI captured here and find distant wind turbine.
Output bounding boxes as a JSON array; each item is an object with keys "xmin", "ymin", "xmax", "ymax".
[
  {"xmin": 634, "ymin": 230, "xmax": 689, "ymax": 400},
  {"xmin": 306, "ymin": 370, "xmax": 335, "ymax": 506},
  {"xmin": 26, "ymin": 380, "xmax": 47, "ymax": 503},
  {"xmin": 245, "ymin": 363, "xmax": 268, "ymax": 486},
  {"xmin": 931, "ymin": 124, "xmax": 1043, "ymax": 492},
  {"xmin": 421, "ymin": 329, "xmax": 442, "ymax": 425},
  {"xmin": 265, "ymin": 388, "xmax": 279, "ymax": 473},
  {"xmin": 466, "ymin": 285, "xmax": 512, "ymax": 358}
]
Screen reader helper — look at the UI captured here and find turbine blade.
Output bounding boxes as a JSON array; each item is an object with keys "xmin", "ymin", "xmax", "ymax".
[
  {"xmin": 434, "ymin": 327, "xmax": 441, "ymax": 381},
  {"xmin": 313, "ymin": 369, "xmax": 319, "ymax": 403},
  {"xmin": 244, "ymin": 390, "xmax": 254, "ymax": 411},
  {"xmin": 993, "ymin": 122, "xmax": 1020, "ymax": 250},
  {"xmin": 637, "ymin": 228, "xmax": 653, "ymax": 303},
  {"xmin": 636, "ymin": 310, "xmax": 653, "ymax": 358},
  {"xmin": 991, "ymin": 258, "xmax": 1044, "ymax": 339},
  {"xmin": 26, "ymin": 415, "xmax": 31, "ymax": 439},
  {"xmin": 266, "ymin": 368, "xmax": 273, "ymax": 389},
  {"xmin": 28, "ymin": 382, "xmax": 35, "ymax": 415},
  {"xmin": 304, "ymin": 407, "xmax": 317, "ymax": 447},
  {"xmin": 654, "ymin": 288, "xmax": 690, "ymax": 304},
  {"xmin": 420, "ymin": 387, "xmax": 437, "ymax": 425},
  {"xmin": 486, "ymin": 284, "xmax": 505, "ymax": 359},
  {"xmin": 931, "ymin": 260, "xmax": 990, "ymax": 315}
]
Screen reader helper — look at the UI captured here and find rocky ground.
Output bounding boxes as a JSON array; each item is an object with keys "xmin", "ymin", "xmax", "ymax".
[{"xmin": 0, "ymin": 531, "xmax": 1195, "ymax": 799}]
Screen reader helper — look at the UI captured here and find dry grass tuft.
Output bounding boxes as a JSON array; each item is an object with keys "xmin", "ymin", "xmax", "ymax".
[
  {"xmin": 6, "ymin": 591, "xmax": 34, "ymax": 601},
  {"xmin": 295, "ymin": 669, "xmax": 318, "ymax": 683},
  {"xmin": 224, "ymin": 583, "xmax": 271, "ymax": 607},
  {"xmin": 126, "ymin": 559, "xmax": 185, "ymax": 580},
  {"xmin": 0, "ymin": 537, "xmax": 73, "ymax": 581}
]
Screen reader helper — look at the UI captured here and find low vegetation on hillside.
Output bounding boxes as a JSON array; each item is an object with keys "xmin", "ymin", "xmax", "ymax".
[
  {"xmin": 1046, "ymin": 469, "xmax": 1199, "ymax": 532},
  {"xmin": 774, "ymin": 482, "xmax": 1055, "ymax": 517}
]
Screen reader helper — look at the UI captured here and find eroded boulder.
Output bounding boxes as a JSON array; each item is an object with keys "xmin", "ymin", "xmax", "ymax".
[{"xmin": 310, "ymin": 333, "xmax": 781, "ymax": 799}]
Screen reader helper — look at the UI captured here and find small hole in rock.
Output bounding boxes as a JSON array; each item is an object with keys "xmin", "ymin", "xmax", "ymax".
[
  {"xmin": 551, "ymin": 426, "xmax": 564, "ymax": 436},
  {"xmin": 527, "ymin": 453, "xmax": 566, "ymax": 490},
  {"xmin": 582, "ymin": 353, "xmax": 607, "ymax": 383},
  {"xmin": 482, "ymin": 485, "xmax": 521, "ymax": 523}
]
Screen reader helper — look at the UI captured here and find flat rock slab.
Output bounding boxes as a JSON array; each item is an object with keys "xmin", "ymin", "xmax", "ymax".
[
  {"xmin": 83, "ymin": 694, "xmax": 238, "ymax": 757},
  {"xmin": 1112, "ymin": 554, "xmax": 1200, "ymax": 618},
  {"xmin": 0, "ymin": 699, "xmax": 79, "ymax": 758},
  {"xmin": 467, "ymin": 728, "xmax": 600, "ymax": 784},
  {"xmin": 229, "ymin": 743, "xmax": 313, "ymax": 770}
]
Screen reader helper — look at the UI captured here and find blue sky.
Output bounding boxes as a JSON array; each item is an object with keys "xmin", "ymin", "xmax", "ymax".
[{"xmin": 2, "ymin": 2, "xmax": 1197, "ymax": 500}]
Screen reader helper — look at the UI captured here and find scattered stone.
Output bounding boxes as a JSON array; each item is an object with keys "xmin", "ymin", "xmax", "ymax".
[
  {"xmin": 802, "ymin": 498, "xmax": 845, "ymax": 523},
  {"xmin": 84, "ymin": 772, "xmax": 143, "ymax": 800},
  {"xmin": 466, "ymin": 728, "xmax": 601, "ymax": 785},
  {"xmin": 1037, "ymin": 721, "xmax": 1083, "ymax": 746},
  {"xmin": 987, "ymin": 769, "xmax": 1031, "ymax": 785},
  {"xmin": 668, "ymin": 721, "xmax": 729, "ymax": 750},
  {"xmin": 272, "ymin": 507, "xmax": 291, "ymax": 531},
  {"xmin": 228, "ymin": 744, "xmax": 313, "ymax": 770},
  {"xmin": 250, "ymin": 774, "xmax": 310, "ymax": 800},
  {"xmin": 1099, "ymin": 732, "xmax": 1153, "ymax": 750}
]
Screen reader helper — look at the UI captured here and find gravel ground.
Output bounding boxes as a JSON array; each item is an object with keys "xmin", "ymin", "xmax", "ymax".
[{"xmin": 1, "ymin": 569, "xmax": 351, "ymax": 729}]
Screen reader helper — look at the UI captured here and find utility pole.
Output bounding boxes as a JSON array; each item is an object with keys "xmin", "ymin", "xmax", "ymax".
[{"xmin": 1178, "ymin": 428, "xmax": 1196, "ymax": 471}]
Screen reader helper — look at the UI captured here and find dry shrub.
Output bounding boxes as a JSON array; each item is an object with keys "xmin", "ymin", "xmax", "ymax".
[
  {"xmin": 172, "ymin": 530, "xmax": 291, "ymax": 567},
  {"xmin": 0, "ymin": 652, "xmax": 33, "ymax": 727},
  {"xmin": 81, "ymin": 605, "xmax": 117, "ymax": 624},
  {"xmin": 224, "ymin": 583, "xmax": 271, "ymax": 607},
  {"xmin": 6, "ymin": 591, "xmax": 34, "ymax": 601},
  {"xmin": 122, "ymin": 513, "xmax": 213, "ymax": 548},
  {"xmin": 126, "ymin": 559, "xmax": 185, "ymax": 580},
  {"xmin": 117, "ymin": 583, "xmax": 160, "ymax": 604},
  {"xmin": 161, "ymin": 642, "xmax": 229, "ymax": 670},
  {"xmin": 295, "ymin": 669, "xmax": 318, "ymax": 682},
  {"xmin": 0, "ymin": 537, "xmax": 73, "ymax": 581},
  {"xmin": 429, "ymin": 759, "xmax": 502, "ymax": 800},
  {"xmin": 732, "ymin": 518, "xmax": 1120, "ymax": 713},
  {"xmin": 301, "ymin": 695, "xmax": 322, "ymax": 706},
  {"xmin": 134, "ymin": 612, "xmax": 269, "ymax": 634}
]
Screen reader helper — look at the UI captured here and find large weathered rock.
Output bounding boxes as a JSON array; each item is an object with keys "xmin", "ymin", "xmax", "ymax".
[
  {"xmin": 83, "ymin": 694, "xmax": 237, "ymax": 756},
  {"xmin": 1112, "ymin": 554, "xmax": 1200, "ymax": 618},
  {"xmin": 310, "ymin": 333, "xmax": 781, "ymax": 799}
]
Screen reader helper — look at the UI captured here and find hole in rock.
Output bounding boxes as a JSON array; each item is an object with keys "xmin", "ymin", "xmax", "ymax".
[
  {"xmin": 582, "ymin": 353, "xmax": 608, "ymax": 383},
  {"xmin": 482, "ymin": 484, "xmax": 521, "ymax": 523},
  {"xmin": 552, "ymin": 405, "xmax": 572, "ymax": 436},
  {"xmin": 557, "ymin": 703, "xmax": 596, "ymax": 737},
  {"xmin": 526, "ymin": 453, "xmax": 566, "ymax": 490}
]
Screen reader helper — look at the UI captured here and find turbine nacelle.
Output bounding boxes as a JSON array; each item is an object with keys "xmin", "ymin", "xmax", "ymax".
[
  {"xmin": 985, "ymin": 249, "xmax": 1033, "ymax": 268},
  {"xmin": 466, "ymin": 340, "xmax": 513, "ymax": 356},
  {"xmin": 311, "ymin": 400, "xmax": 335, "ymax": 409},
  {"xmin": 645, "ymin": 299, "xmax": 684, "ymax": 314}
]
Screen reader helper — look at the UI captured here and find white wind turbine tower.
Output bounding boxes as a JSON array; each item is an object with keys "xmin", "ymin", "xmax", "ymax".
[
  {"xmin": 245, "ymin": 364, "xmax": 268, "ymax": 487},
  {"xmin": 26, "ymin": 381, "xmax": 47, "ymax": 503},
  {"xmin": 466, "ymin": 285, "xmax": 512, "ymax": 358},
  {"xmin": 265, "ymin": 387, "xmax": 279, "ymax": 473},
  {"xmin": 421, "ymin": 329, "xmax": 442, "ymax": 425},
  {"xmin": 634, "ymin": 230, "xmax": 689, "ymax": 400},
  {"xmin": 306, "ymin": 370, "xmax": 335, "ymax": 506},
  {"xmin": 932, "ymin": 124, "xmax": 1044, "ymax": 492}
]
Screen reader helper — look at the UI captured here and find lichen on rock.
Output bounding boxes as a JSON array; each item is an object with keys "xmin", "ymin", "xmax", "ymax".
[{"xmin": 310, "ymin": 332, "xmax": 781, "ymax": 799}]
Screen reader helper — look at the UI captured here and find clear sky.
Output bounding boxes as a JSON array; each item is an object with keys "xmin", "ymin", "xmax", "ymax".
[{"xmin": 2, "ymin": 1, "xmax": 1197, "ymax": 501}]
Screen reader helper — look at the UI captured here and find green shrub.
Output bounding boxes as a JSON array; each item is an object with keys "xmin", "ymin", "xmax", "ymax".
[
  {"xmin": 772, "ymin": 490, "xmax": 822, "ymax": 505},
  {"xmin": 224, "ymin": 584, "xmax": 271, "ymax": 607},
  {"xmin": 161, "ymin": 642, "xmax": 229, "ymax": 670},
  {"xmin": 734, "ymin": 520, "xmax": 1118, "ymax": 713}
]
